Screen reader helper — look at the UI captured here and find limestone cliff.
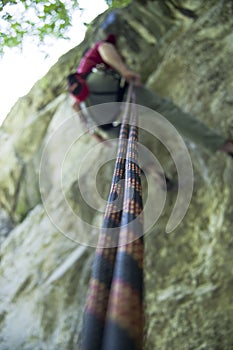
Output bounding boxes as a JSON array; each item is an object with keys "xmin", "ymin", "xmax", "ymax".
[{"xmin": 0, "ymin": 1, "xmax": 233, "ymax": 349}]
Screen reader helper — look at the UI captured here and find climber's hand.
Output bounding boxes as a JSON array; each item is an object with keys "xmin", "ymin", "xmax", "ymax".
[
  {"xmin": 121, "ymin": 69, "xmax": 142, "ymax": 86},
  {"xmin": 219, "ymin": 140, "xmax": 233, "ymax": 158}
]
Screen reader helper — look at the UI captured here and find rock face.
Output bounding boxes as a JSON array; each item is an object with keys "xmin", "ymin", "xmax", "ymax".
[{"xmin": 0, "ymin": 1, "xmax": 233, "ymax": 349}]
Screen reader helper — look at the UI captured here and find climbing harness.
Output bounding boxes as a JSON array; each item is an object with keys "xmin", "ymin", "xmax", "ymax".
[
  {"xmin": 68, "ymin": 68, "xmax": 127, "ymax": 134},
  {"xmin": 68, "ymin": 67, "xmax": 126, "ymax": 104},
  {"xmin": 82, "ymin": 83, "xmax": 144, "ymax": 350},
  {"xmin": 89, "ymin": 67, "xmax": 127, "ymax": 102}
]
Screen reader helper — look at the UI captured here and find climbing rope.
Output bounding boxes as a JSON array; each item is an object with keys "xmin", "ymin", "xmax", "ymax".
[{"xmin": 82, "ymin": 83, "xmax": 144, "ymax": 350}]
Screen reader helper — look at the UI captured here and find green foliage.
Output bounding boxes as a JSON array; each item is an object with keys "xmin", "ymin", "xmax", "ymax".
[
  {"xmin": 0, "ymin": 0, "xmax": 79, "ymax": 55},
  {"xmin": 105, "ymin": 0, "xmax": 132, "ymax": 8},
  {"xmin": 0, "ymin": 0, "xmax": 131, "ymax": 56}
]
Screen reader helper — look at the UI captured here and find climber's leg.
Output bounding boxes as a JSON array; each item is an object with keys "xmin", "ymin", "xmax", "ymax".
[{"xmin": 135, "ymin": 86, "xmax": 226, "ymax": 154}]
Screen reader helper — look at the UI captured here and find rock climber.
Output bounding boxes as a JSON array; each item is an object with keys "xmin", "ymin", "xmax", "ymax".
[{"xmin": 68, "ymin": 34, "xmax": 233, "ymax": 158}]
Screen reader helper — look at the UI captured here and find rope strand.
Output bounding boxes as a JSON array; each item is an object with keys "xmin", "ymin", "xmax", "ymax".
[{"xmin": 82, "ymin": 84, "xmax": 144, "ymax": 350}]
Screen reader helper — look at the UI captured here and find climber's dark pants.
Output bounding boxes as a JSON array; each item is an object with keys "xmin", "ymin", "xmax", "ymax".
[{"xmin": 85, "ymin": 71, "xmax": 226, "ymax": 153}]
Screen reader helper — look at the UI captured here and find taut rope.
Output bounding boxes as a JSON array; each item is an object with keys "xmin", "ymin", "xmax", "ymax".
[{"xmin": 82, "ymin": 83, "xmax": 144, "ymax": 350}]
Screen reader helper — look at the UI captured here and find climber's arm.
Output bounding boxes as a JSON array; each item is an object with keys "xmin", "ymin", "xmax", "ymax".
[
  {"xmin": 98, "ymin": 42, "xmax": 141, "ymax": 86},
  {"xmin": 72, "ymin": 101, "xmax": 107, "ymax": 143},
  {"xmin": 72, "ymin": 101, "xmax": 81, "ymax": 112},
  {"xmin": 73, "ymin": 101, "xmax": 87, "ymax": 126}
]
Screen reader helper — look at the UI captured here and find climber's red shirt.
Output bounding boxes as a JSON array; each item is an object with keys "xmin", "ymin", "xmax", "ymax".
[
  {"xmin": 73, "ymin": 35, "xmax": 117, "ymax": 104},
  {"xmin": 77, "ymin": 41, "xmax": 111, "ymax": 75}
]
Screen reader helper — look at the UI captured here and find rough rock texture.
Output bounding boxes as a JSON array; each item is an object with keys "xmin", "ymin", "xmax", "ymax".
[{"xmin": 0, "ymin": 1, "xmax": 233, "ymax": 349}]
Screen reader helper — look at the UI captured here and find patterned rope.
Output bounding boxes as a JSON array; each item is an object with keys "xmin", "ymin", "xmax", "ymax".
[{"xmin": 82, "ymin": 84, "xmax": 144, "ymax": 350}]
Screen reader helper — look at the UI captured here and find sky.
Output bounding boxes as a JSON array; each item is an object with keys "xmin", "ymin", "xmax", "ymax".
[{"xmin": 0, "ymin": 0, "xmax": 108, "ymax": 126}]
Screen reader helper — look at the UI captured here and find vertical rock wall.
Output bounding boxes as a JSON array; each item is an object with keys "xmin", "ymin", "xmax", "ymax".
[{"xmin": 0, "ymin": 1, "xmax": 232, "ymax": 349}]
